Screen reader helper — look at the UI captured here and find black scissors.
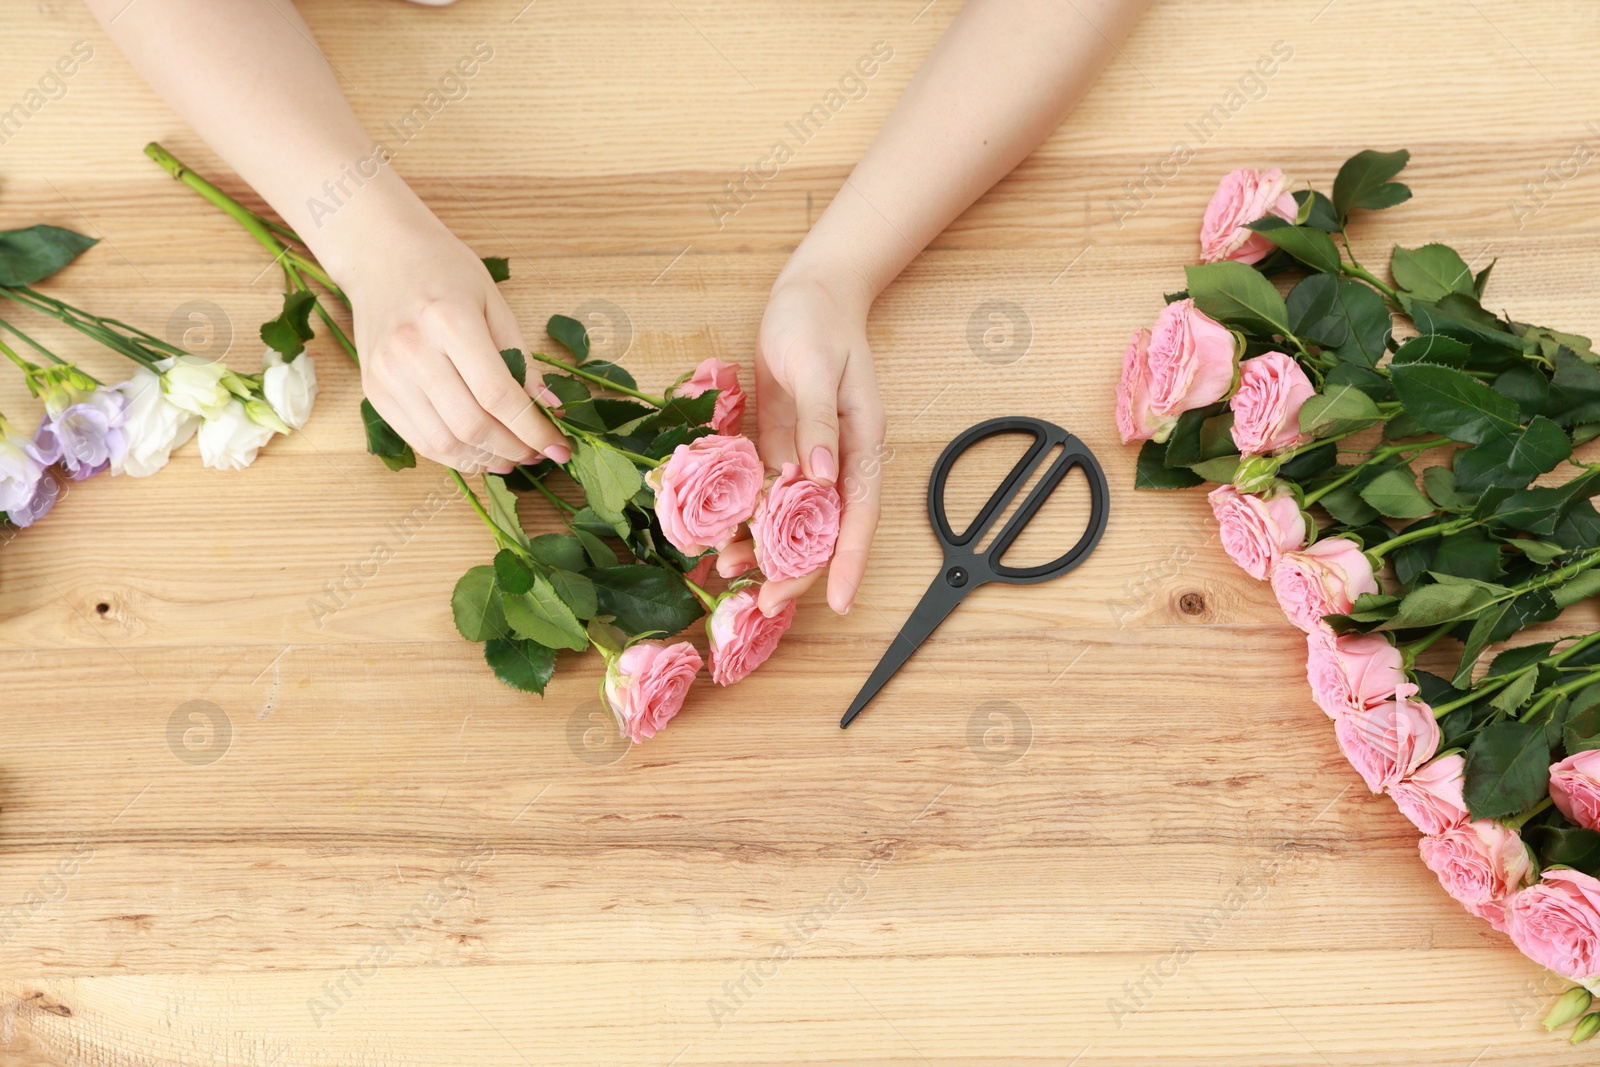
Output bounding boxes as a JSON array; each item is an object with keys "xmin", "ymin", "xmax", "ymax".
[{"xmin": 840, "ymin": 415, "xmax": 1109, "ymax": 729}]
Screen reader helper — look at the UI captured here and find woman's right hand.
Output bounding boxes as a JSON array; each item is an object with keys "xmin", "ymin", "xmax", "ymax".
[{"xmin": 332, "ymin": 204, "xmax": 570, "ymax": 474}]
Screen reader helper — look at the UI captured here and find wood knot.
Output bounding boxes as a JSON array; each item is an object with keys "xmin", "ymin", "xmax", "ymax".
[{"xmin": 1178, "ymin": 592, "xmax": 1206, "ymax": 616}]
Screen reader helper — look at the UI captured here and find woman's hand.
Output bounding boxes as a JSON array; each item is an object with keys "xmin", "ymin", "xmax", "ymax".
[
  {"xmin": 334, "ymin": 205, "xmax": 569, "ymax": 473},
  {"xmin": 747, "ymin": 265, "xmax": 886, "ymax": 617}
]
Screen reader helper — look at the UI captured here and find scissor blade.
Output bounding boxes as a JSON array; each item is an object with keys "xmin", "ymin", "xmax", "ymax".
[{"xmin": 840, "ymin": 572, "xmax": 969, "ymax": 729}]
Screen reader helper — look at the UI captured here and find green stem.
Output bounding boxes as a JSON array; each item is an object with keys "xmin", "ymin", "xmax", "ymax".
[
  {"xmin": 0, "ymin": 316, "xmax": 65, "ymax": 366},
  {"xmin": 526, "ymin": 351, "xmax": 665, "ymax": 406},
  {"xmin": 1341, "ymin": 261, "xmax": 1403, "ymax": 305},
  {"xmin": 528, "ymin": 475, "xmax": 578, "ymax": 515},
  {"xmin": 451, "ymin": 470, "xmax": 517, "ymax": 551},
  {"xmin": 1302, "ymin": 436, "xmax": 1449, "ymax": 507},
  {"xmin": 1432, "ymin": 627, "xmax": 1600, "ymax": 718},
  {"xmin": 681, "ymin": 575, "xmax": 717, "ymax": 611},
  {"xmin": 146, "ymin": 143, "xmax": 289, "ymax": 264},
  {"xmin": 1370, "ymin": 517, "xmax": 1480, "ymax": 559},
  {"xmin": 1524, "ymin": 665, "xmax": 1600, "ymax": 722},
  {"xmin": 1404, "ymin": 622, "xmax": 1455, "ymax": 659},
  {"xmin": 1506, "ymin": 796, "xmax": 1555, "ymax": 831},
  {"xmin": 0, "ymin": 333, "xmax": 37, "ymax": 374}
]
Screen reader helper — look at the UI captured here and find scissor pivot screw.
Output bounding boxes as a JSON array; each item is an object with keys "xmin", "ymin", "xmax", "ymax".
[{"xmin": 945, "ymin": 566, "xmax": 968, "ymax": 588}]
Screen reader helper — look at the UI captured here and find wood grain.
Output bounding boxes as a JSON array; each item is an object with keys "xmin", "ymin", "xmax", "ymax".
[{"xmin": 4, "ymin": 0, "xmax": 1600, "ymax": 1063}]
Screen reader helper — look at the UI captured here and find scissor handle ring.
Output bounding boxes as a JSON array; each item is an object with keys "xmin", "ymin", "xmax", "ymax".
[{"xmin": 927, "ymin": 416, "xmax": 1110, "ymax": 586}]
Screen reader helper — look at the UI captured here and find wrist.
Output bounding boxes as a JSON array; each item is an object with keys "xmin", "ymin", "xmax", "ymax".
[
  {"xmin": 299, "ymin": 173, "xmax": 444, "ymax": 288},
  {"xmin": 773, "ymin": 242, "xmax": 876, "ymax": 321}
]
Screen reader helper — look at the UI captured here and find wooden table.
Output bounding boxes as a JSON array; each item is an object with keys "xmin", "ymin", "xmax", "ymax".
[{"xmin": 5, "ymin": 1, "xmax": 1600, "ymax": 1063}]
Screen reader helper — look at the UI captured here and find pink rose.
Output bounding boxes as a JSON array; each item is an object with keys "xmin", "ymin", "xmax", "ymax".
[
  {"xmin": 1269, "ymin": 537, "xmax": 1379, "ymax": 634},
  {"xmin": 1199, "ymin": 167, "xmax": 1297, "ymax": 264},
  {"xmin": 1304, "ymin": 629, "xmax": 1406, "ymax": 719},
  {"xmin": 751, "ymin": 462, "xmax": 841, "ymax": 582},
  {"xmin": 1146, "ymin": 298, "xmax": 1238, "ymax": 424},
  {"xmin": 1229, "ymin": 352, "xmax": 1316, "ymax": 456},
  {"xmin": 1551, "ymin": 749, "xmax": 1600, "ymax": 831},
  {"xmin": 1209, "ymin": 484, "xmax": 1306, "ymax": 579},
  {"xmin": 707, "ymin": 588, "xmax": 795, "ymax": 686},
  {"xmin": 676, "ymin": 357, "xmax": 747, "ymax": 436},
  {"xmin": 1334, "ymin": 683, "xmax": 1439, "ymax": 792},
  {"xmin": 1419, "ymin": 819, "xmax": 1532, "ymax": 933},
  {"xmin": 651, "ymin": 434, "xmax": 764, "ymax": 555},
  {"xmin": 1115, "ymin": 328, "xmax": 1160, "ymax": 444},
  {"xmin": 1389, "ymin": 753, "xmax": 1470, "ymax": 836},
  {"xmin": 1508, "ymin": 869, "xmax": 1600, "ymax": 979},
  {"xmin": 604, "ymin": 640, "xmax": 703, "ymax": 743}
]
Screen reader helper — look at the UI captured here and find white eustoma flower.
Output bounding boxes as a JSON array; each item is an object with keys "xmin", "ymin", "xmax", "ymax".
[
  {"xmin": 261, "ymin": 349, "xmax": 318, "ymax": 430},
  {"xmin": 112, "ymin": 366, "xmax": 200, "ymax": 477},
  {"xmin": 198, "ymin": 399, "xmax": 276, "ymax": 471},
  {"xmin": 162, "ymin": 355, "xmax": 233, "ymax": 418}
]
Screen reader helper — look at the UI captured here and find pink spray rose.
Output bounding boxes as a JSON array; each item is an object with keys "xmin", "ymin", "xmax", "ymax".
[
  {"xmin": 1229, "ymin": 352, "xmax": 1316, "ymax": 456},
  {"xmin": 1146, "ymin": 298, "xmax": 1238, "ymax": 426},
  {"xmin": 751, "ymin": 462, "xmax": 842, "ymax": 582},
  {"xmin": 1508, "ymin": 869, "xmax": 1600, "ymax": 980},
  {"xmin": 1270, "ymin": 537, "xmax": 1379, "ymax": 633},
  {"xmin": 1209, "ymin": 484, "xmax": 1306, "ymax": 579},
  {"xmin": 1199, "ymin": 167, "xmax": 1297, "ymax": 264},
  {"xmin": 650, "ymin": 434, "xmax": 764, "ymax": 555},
  {"xmin": 676, "ymin": 357, "xmax": 747, "ymax": 436},
  {"xmin": 1419, "ymin": 819, "xmax": 1533, "ymax": 933},
  {"xmin": 1304, "ymin": 629, "xmax": 1406, "ymax": 719},
  {"xmin": 1334, "ymin": 683, "xmax": 1439, "ymax": 793},
  {"xmin": 604, "ymin": 640, "xmax": 703, "ymax": 743},
  {"xmin": 1115, "ymin": 328, "xmax": 1159, "ymax": 444},
  {"xmin": 1550, "ymin": 749, "xmax": 1600, "ymax": 831},
  {"xmin": 707, "ymin": 588, "xmax": 796, "ymax": 686},
  {"xmin": 1388, "ymin": 754, "xmax": 1470, "ymax": 836}
]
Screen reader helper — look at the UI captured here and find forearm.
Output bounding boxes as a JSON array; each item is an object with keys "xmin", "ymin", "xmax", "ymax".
[
  {"xmin": 83, "ymin": 0, "xmax": 430, "ymax": 282},
  {"xmin": 784, "ymin": 0, "xmax": 1150, "ymax": 300}
]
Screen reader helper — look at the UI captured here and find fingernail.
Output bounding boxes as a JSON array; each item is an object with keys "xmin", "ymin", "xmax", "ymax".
[
  {"xmin": 840, "ymin": 601, "xmax": 853, "ymax": 615},
  {"xmin": 490, "ymin": 463, "xmax": 515, "ymax": 475},
  {"xmin": 810, "ymin": 445, "xmax": 837, "ymax": 485},
  {"xmin": 544, "ymin": 444, "xmax": 571, "ymax": 464},
  {"xmin": 536, "ymin": 387, "xmax": 562, "ymax": 407},
  {"xmin": 760, "ymin": 599, "xmax": 787, "ymax": 619}
]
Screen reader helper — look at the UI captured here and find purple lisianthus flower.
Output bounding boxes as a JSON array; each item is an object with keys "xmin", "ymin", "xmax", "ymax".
[
  {"xmin": 0, "ymin": 429, "xmax": 51, "ymax": 525},
  {"xmin": 35, "ymin": 388, "xmax": 128, "ymax": 481},
  {"xmin": 7, "ymin": 468, "xmax": 59, "ymax": 527}
]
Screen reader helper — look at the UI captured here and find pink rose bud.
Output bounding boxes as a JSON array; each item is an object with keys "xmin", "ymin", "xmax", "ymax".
[
  {"xmin": 1199, "ymin": 167, "xmax": 1297, "ymax": 264},
  {"xmin": 1333, "ymin": 683, "xmax": 1439, "ymax": 793},
  {"xmin": 603, "ymin": 640, "xmax": 703, "ymax": 743},
  {"xmin": 1115, "ymin": 328, "xmax": 1160, "ymax": 444},
  {"xmin": 707, "ymin": 588, "xmax": 796, "ymax": 686},
  {"xmin": 1269, "ymin": 537, "xmax": 1379, "ymax": 634},
  {"xmin": 1508, "ymin": 869, "xmax": 1600, "ymax": 979},
  {"xmin": 1229, "ymin": 352, "xmax": 1316, "ymax": 456},
  {"xmin": 1304, "ymin": 629, "xmax": 1406, "ymax": 719},
  {"xmin": 1209, "ymin": 484, "xmax": 1306, "ymax": 579},
  {"xmin": 1551, "ymin": 750, "xmax": 1600, "ymax": 831},
  {"xmin": 1146, "ymin": 299, "xmax": 1238, "ymax": 429},
  {"xmin": 1419, "ymin": 819, "xmax": 1534, "ymax": 933},
  {"xmin": 676, "ymin": 357, "xmax": 747, "ymax": 436},
  {"xmin": 751, "ymin": 462, "xmax": 842, "ymax": 582},
  {"xmin": 1389, "ymin": 753, "xmax": 1470, "ymax": 835},
  {"xmin": 651, "ymin": 434, "xmax": 764, "ymax": 556}
]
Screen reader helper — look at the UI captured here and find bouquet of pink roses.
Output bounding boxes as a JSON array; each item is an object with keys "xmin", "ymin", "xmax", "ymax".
[
  {"xmin": 1121, "ymin": 149, "xmax": 1600, "ymax": 1043},
  {"xmin": 150, "ymin": 145, "xmax": 842, "ymax": 744}
]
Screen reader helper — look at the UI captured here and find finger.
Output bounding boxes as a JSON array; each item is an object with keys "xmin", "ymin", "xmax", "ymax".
[
  {"xmin": 420, "ymin": 352, "xmax": 538, "ymax": 469},
  {"xmin": 826, "ymin": 360, "xmax": 885, "ymax": 615},
  {"xmin": 390, "ymin": 377, "xmax": 509, "ymax": 473},
  {"xmin": 433, "ymin": 302, "xmax": 570, "ymax": 463},
  {"xmin": 758, "ymin": 570, "xmax": 820, "ymax": 617},
  {"xmin": 484, "ymin": 294, "xmax": 569, "ymax": 413},
  {"xmin": 789, "ymin": 358, "xmax": 841, "ymax": 487},
  {"xmin": 715, "ymin": 539, "xmax": 757, "ymax": 579},
  {"xmin": 754, "ymin": 349, "xmax": 799, "ymax": 473}
]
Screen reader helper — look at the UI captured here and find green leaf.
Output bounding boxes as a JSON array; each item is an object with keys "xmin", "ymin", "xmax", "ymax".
[
  {"xmin": 1328, "ymin": 279, "xmax": 1392, "ymax": 368},
  {"xmin": 1422, "ymin": 465, "xmax": 1473, "ymax": 510},
  {"xmin": 526, "ymin": 532, "xmax": 587, "ymax": 571},
  {"xmin": 1247, "ymin": 218, "xmax": 1342, "ymax": 273},
  {"xmin": 1292, "ymin": 189, "xmax": 1341, "ymax": 232},
  {"xmin": 482, "ymin": 256, "xmax": 511, "ymax": 283},
  {"xmin": 1286, "ymin": 273, "xmax": 1348, "ymax": 348},
  {"xmin": 1455, "ymin": 602, "xmax": 1513, "ymax": 686},
  {"xmin": 1163, "ymin": 403, "xmax": 1235, "ymax": 468},
  {"xmin": 499, "ymin": 347, "xmax": 527, "ymax": 387},
  {"xmin": 570, "ymin": 440, "xmax": 644, "ymax": 524},
  {"xmin": 587, "ymin": 564, "xmax": 703, "ymax": 637},
  {"xmin": 482, "ymin": 474, "xmax": 531, "ymax": 548},
  {"xmin": 580, "ymin": 360, "xmax": 638, "ymax": 391},
  {"xmin": 1462, "ymin": 719, "xmax": 1551, "ymax": 821},
  {"xmin": 483, "ymin": 636, "xmax": 556, "ymax": 694},
  {"xmin": 0, "ymin": 224, "xmax": 97, "ymax": 286},
  {"xmin": 260, "ymin": 289, "xmax": 318, "ymax": 358},
  {"xmin": 1183, "ymin": 261, "xmax": 1290, "ymax": 335},
  {"xmin": 1358, "ymin": 467, "xmax": 1434, "ymax": 519},
  {"xmin": 360, "ymin": 398, "xmax": 416, "ymax": 471},
  {"xmin": 1299, "ymin": 384, "xmax": 1382, "ymax": 436},
  {"xmin": 493, "ymin": 548, "xmax": 535, "ymax": 595},
  {"xmin": 1525, "ymin": 825, "xmax": 1600, "ymax": 876},
  {"xmin": 452, "ymin": 565, "xmax": 509, "ymax": 641},
  {"xmin": 1188, "ymin": 456, "xmax": 1241, "ymax": 484},
  {"xmin": 1490, "ymin": 669, "xmax": 1540, "ymax": 714},
  {"xmin": 1505, "ymin": 538, "xmax": 1567, "ymax": 565},
  {"xmin": 547, "ymin": 314, "xmax": 591, "ymax": 361},
  {"xmin": 1453, "ymin": 415, "xmax": 1571, "ymax": 493},
  {"xmin": 1390, "ymin": 362, "xmax": 1522, "ymax": 446},
  {"xmin": 572, "ymin": 528, "xmax": 619, "ymax": 568},
  {"xmin": 1555, "ymin": 502, "xmax": 1600, "ymax": 551},
  {"xmin": 1379, "ymin": 579, "xmax": 1500, "ymax": 630},
  {"xmin": 1391, "ymin": 334, "xmax": 1473, "ymax": 368},
  {"xmin": 547, "ymin": 568, "xmax": 598, "ymax": 619},
  {"xmin": 502, "ymin": 575, "xmax": 589, "ymax": 651},
  {"xmin": 1430, "ymin": 528, "xmax": 1505, "ymax": 581},
  {"xmin": 1390, "ymin": 244, "xmax": 1475, "ymax": 303},
  {"xmin": 1331, "ymin": 148, "xmax": 1412, "ymax": 221},
  {"xmin": 1564, "ymin": 694, "xmax": 1600, "ymax": 754},
  {"xmin": 1555, "ymin": 568, "xmax": 1600, "ymax": 611},
  {"xmin": 1317, "ymin": 481, "xmax": 1379, "ymax": 526}
]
